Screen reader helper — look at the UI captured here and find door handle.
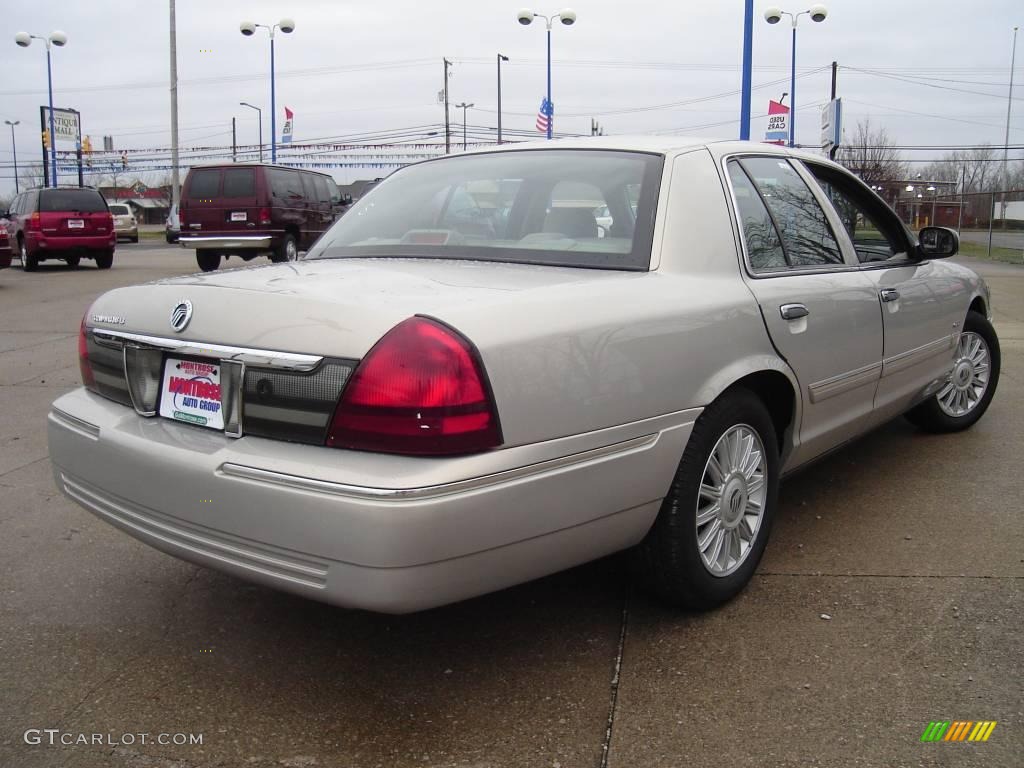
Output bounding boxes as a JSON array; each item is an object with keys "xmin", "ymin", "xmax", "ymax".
[
  {"xmin": 880, "ymin": 288, "xmax": 900, "ymax": 302},
  {"xmin": 780, "ymin": 303, "xmax": 809, "ymax": 320}
]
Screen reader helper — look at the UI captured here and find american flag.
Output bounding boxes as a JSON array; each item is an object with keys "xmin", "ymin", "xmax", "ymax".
[{"xmin": 536, "ymin": 98, "xmax": 553, "ymax": 133}]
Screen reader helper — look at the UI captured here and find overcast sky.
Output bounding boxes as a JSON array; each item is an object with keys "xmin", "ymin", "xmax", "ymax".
[{"xmin": 0, "ymin": 0, "xmax": 1020, "ymax": 191}]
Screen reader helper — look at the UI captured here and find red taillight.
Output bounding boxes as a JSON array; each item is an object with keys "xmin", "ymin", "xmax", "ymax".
[
  {"xmin": 79, "ymin": 316, "xmax": 96, "ymax": 391},
  {"xmin": 28, "ymin": 212, "xmax": 41, "ymax": 232},
  {"xmin": 258, "ymin": 207, "xmax": 272, "ymax": 225},
  {"xmin": 327, "ymin": 317, "xmax": 502, "ymax": 455}
]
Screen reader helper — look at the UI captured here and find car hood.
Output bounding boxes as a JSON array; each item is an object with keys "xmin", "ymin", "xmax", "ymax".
[{"xmin": 86, "ymin": 257, "xmax": 644, "ymax": 359}]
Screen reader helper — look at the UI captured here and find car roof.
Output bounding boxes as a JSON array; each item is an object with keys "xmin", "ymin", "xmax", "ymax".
[{"xmin": 187, "ymin": 162, "xmax": 334, "ymax": 178}]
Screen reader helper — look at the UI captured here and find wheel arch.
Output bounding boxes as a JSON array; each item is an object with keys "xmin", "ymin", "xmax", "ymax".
[
  {"xmin": 968, "ymin": 294, "xmax": 987, "ymax": 319},
  {"xmin": 699, "ymin": 357, "xmax": 800, "ymax": 461}
]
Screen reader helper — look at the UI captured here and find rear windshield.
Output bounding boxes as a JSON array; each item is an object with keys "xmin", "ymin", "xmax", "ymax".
[
  {"xmin": 108, "ymin": 204, "xmax": 131, "ymax": 215},
  {"xmin": 186, "ymin": 169, "xmax": 221, "ymax": 199},
  {"xmin": 223, "ymin": 168, "xmax": 256, "ymax": 197},
  {"xmin": 39, "ymin": 189, "xmax": 107, "ymax": 213},
  {"xmin": 305, "ymin": 149, "xmax": 664, "ymax": 271}
]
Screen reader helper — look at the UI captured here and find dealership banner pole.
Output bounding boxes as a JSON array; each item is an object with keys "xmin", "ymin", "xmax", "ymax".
[
  {"xmin": 739, "ymin": 0, "xmax": 753, "ymax": 140},
  {"xmin": 39, "ymin": 106, "xmax": 49, "ymax": 187},
  {"xmin": 76, "ymin": 109, "xmax": 83, "ymax": 186}
]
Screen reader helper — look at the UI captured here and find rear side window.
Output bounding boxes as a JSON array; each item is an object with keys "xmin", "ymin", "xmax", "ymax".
[
  {"xmin": 187, "ymin": 169, "xmax": 220, "ymax": 199},
  {"xmin": 313, "ymin": 175, "xmax": 332, "ymax": 204},
  {"xmin": 39, "ymin": 189, "xmax": 107, "ymax": 212},
  {"xmin": 269, "ymin": 169, "xmax": 304, "ymax": 201},
  {"xmin": 727, "ymin": 163, "xmax": 787, "ymax": 270},
  {"xmin": 737, "ymin": 157, "xmax": 843, "ymax": 268},
  {"xmin": 108, "ymin": 204, "xmax": 131, "ymax": 215},
  {"xmin": 222, "ymin": 168, "xmax": 255, "ymax": 198}
]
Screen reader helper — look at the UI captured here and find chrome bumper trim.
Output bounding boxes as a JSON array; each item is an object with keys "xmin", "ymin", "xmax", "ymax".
[
  {"xmin": 219, "ymin": 433, "xmax": 660, "ymax": 502},
  {"xmin": 179, "ymin": 235, "xmax": 272, "ymax": 250},
  {"xmin": 51, "ymin": 408, "xmax": 100, "ymax": 440},
  {"xmin": 92, "ymin": 329, "xmax": 323, "ymax": 372}
]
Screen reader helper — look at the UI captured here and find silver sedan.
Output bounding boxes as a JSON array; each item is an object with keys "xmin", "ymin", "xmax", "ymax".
[{"xmin": 48, "ymin": 138, "xmax": 999, "ymax": 613}]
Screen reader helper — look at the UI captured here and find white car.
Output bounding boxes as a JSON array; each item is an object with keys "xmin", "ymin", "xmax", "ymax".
[
  {"xmin": 107, "ymin": 203, "xmax": 138, "ymax": 243},
  {"xmin": 49, "ymin": 137, "xmax": 998, "ymax": 614}
]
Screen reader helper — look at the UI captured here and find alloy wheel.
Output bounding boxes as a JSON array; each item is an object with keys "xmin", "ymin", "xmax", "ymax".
[{"xmin": 937, "ymin": 331, "xmax": 990, "ymax": 418}]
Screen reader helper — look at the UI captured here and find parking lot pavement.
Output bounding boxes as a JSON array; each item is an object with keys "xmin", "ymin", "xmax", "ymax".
[{"xmin": 1, "ymin": 248, "xmax": 1021, "ymax": 767}]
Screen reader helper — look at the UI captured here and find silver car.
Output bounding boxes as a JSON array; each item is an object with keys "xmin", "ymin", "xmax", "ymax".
[
  {"xmin": 108, "ymin": 203, "xmax": 138, "ymax": 243},
  {"xmin": 48, "ymin": 138, "xmax": 999, "ymax": 613}
]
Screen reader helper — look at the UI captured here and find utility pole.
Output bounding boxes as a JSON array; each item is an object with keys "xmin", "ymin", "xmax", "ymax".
[
  {"xmin": 1000, "ymin": 26, "xmax": 1018, "ymax": 224},
  {"xmin": 456, "ymin": 102, "xmax": 473, "ymax": 150},
  {"xmin": 829, "ymin": 60, "xmax": 839, "ymax": 160},
  {"xmin": 497, "ymin": 53, "xmax": 508, "ymax": 144},
  {"xmin": 169, "ymin": 0, "xmax": 180, "ymax": 214},
  {"xmin": 232, "ymin": 117, "xmax": 237, "ymax": 162},
  {"xmin": 443, "ymin": 58, "xmax": 452, "ymax": 154}
]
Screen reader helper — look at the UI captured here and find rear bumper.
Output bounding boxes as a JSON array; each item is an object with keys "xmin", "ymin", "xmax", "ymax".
[
  {"xmin": 27, "ymin": 232, "xmax": 115, "ymax": 253},
  {"xmin": 48, "ymin": 388, "xmax": 695, "ymax": 613},
  {"xmin": 114, "ymin": 226, "xmax": 138, "ymax": 238},
  {"xmin": 179, "ymin": 235, "xmax": 273, "ymax": 251}
]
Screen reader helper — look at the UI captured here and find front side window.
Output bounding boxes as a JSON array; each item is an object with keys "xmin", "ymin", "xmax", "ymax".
[
  {"xmin": 307, "ymin": 150, "xmax": 664, "ymax": 270},
  {"xmin": 805, "ymin": 163, "xmax": 908, "ymax": 263},
  {"xmin": 738, "ymin": 157, "xmax": 844, "ymax": 268}
]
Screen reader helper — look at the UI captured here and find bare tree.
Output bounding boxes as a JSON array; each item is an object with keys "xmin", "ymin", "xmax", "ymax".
[
  {"xmin": 17, "ymin": 163, "xmax": 47, "ymax": 191},
  {"xmin": 921, "ymin": 145, "xmax": 1001, "ymax": 194},
  {"xmin": 837, "ymin": 120, "xmax": 906, "ymax": 187}
]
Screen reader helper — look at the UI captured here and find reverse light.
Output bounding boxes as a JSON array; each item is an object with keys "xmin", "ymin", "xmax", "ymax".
[
  {"xmin": 327, "ymin": 317, "xmax": 502, "ymax": 455},
  {"xmin": 78, "ymin": 315, "xmax": 96, "ymax": 391}
]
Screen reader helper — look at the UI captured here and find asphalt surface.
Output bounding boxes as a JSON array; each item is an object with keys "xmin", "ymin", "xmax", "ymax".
[{"xmin": 1, "ymin": 245, "xmax": 1021, "ymax": 768}]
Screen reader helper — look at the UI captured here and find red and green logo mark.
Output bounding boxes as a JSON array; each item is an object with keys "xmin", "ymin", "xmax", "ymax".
[{"xmin": 921, "ymin": 721, "xmax": 997, "ymax": 742}]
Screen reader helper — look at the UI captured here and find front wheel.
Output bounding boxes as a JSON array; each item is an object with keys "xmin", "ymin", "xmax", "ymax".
[
  {"xmin": 633, "ymin": 387, "xmax": 780, "ymax": 610},
  {"xmin": 196, "ymin": 252, "xmax": 221, "ymax": 272},
  {"xmin": 905, "ymin": 310, "xmax": 1000, "ymax": 433}
]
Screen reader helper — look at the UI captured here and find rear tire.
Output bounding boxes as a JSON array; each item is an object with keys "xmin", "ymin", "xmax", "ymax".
[
  {"xmin": 65, "ymin": 255, "xmax": 81, "ymax": 268},
  {"xmin": 130, "ymin": 235, "xmax": 139, "ymax": 243},
  {"xmin": 905, "ymin": 310, "xmax": 1000, "ymax": 433},
  {"xmin": 271, "ymin": 233, "xmax": 298, "ymax": 263},
  {"xmin": 20, "ymin": 239, "xmax": 38, "ymax": 272},
  {"xmin": 94, "ymin": 250, "xmax": 113, "ymax": 270},
  {"xmin": 633, "ymin": 387, "xmax": 780, "ymax": 610},
  {"xmin": 196, "ymin": 252, "xmax": 221, "ymax": 272}
]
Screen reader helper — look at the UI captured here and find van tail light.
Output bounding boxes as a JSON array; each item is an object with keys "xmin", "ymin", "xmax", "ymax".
[
  {"xmin": 258, "ymin": 207, "xmax": 272, "ymax": 225},
  {"xmin": 79, "ymin": 316, "xmax": 97, "ymax": 391},
  {"xmin": 28, "ymin": 212, "xmax": 41, "ymax": 232},
  {"xmin": 326, "ymin": 317, "xmax": 502, "ymax": 456}
]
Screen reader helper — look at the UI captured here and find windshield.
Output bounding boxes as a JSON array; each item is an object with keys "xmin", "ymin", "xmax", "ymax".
[
  {"xmin": 39, "ymin": 189, "xmax": 108, "ymax": 213},
  {"xmin": 306, "ymin": 149, "xmax": 664, "ymax": 270}
]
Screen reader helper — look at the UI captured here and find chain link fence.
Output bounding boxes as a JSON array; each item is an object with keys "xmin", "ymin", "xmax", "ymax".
[{"xmin": 894, "ymin": 189, "xmax": 1024, "ymax": 264}]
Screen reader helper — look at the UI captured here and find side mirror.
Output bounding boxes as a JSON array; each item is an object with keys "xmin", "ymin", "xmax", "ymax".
[{"xmin": 917, "ymin": 226, "xmax": 958, "ymax": 259}]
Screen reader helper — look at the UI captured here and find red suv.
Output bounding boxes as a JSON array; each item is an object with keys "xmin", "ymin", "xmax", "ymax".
[
  {"xmin": 178, "ymin": 163, "xmax": 340, "ymax": 272},
  {"xmin": 0, "ymin": 220, "xmax": 12, "ymax": 270},
  {"xmin": 6, "ymin": 186, "xmax": 115, "ymax": 270}
]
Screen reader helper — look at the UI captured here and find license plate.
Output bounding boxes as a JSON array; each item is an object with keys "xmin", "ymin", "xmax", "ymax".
[
  {"xmin": 68, "ymin": 219, "xmax": 84, "ymax": 229},
  {"xmin": 230, "ymin": 211, "xmax": 247, "ymax": 222},
  {"xmin": 159, "ymin": 357, "xmax": 224, "ymax": 430}
]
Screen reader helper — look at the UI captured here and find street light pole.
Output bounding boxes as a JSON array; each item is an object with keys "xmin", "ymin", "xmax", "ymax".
[
  {"xmin": 240, "ymin": 18, "xmax": 295, "ymax": 164},
  {"xmin": 240, "ymin": 103, "xmax": 263, "ymax": 161},
  {"xmin": 456, "ymin": 102, "xmax": 474, "ymax": 150},
  {"xmin": 517, "ymin": 8, "xmax": 577, "ymax": 140},
  {"xmin": 764, "ymin": 5, "xmax": 828, "ymax": 148},
  {"xmin": 170, "ymin": 0, "xmax": 180, "ymax": 213},
  {"xmin": 5, "ymin": 120, "xmax": 19, "ymax": 193},
  {"xmin": 15, "ymin": 30, "xmax": 67, "ymax": 187},
  {"xmin": 497, "ymin": 53, "xmax": 509, "ymax": 144}
]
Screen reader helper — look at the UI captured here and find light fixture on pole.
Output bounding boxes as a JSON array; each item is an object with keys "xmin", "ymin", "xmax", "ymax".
[
  {"xmin": 14, "ymin": 29, "xmax": 67, "ymax": 187},
  {"xmin": 497, "ymin": 54, "xmax": 509, "ymax": 144},
  {"xmin": 516, "ymin": 7, "xmax": 577, "ymax": 140},
  {"xmin": 764, "ymin": 5, "xmax": 827, "ymax": 148},
  {"xmin": 240, "ymin": 102, "xmax": 263, "ymax": 162},
  {"xmin": 5, "ymin": 120, "xmax": 19, "ymax": 193},
  {"xmin": 239, "ymin": 18, "xmax": 295, "ymax": 163},
  {"xmin": 455, "ymin": 102, "xmax": 474, "ymax": 150}
]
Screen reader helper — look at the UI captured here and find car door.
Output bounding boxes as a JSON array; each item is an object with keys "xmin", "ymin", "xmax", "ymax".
[
  {"xmin": 725, "ymin": 156, "xmax": 884, "ymax": 468},
  {"xmin": 802, "ymin": 161, "xmax": 968, "ymax": 420}
]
